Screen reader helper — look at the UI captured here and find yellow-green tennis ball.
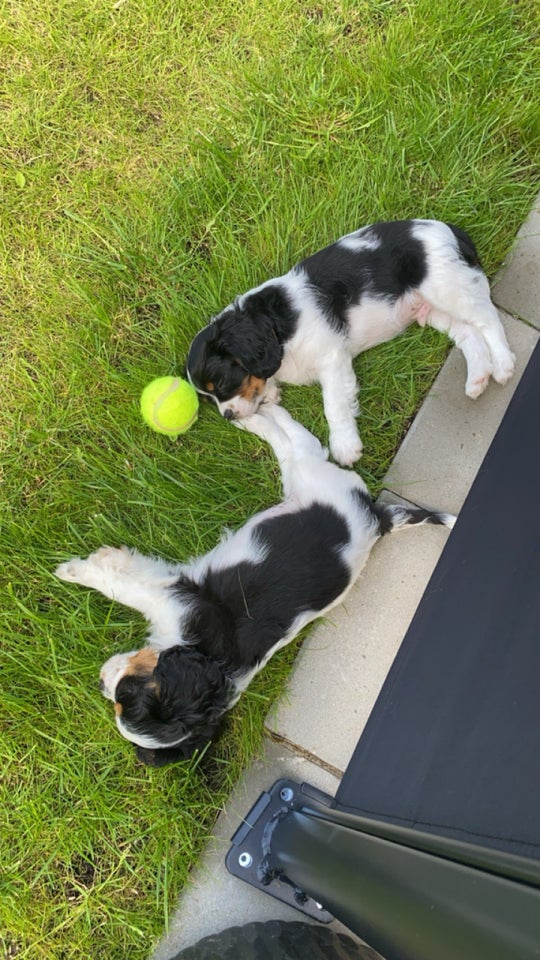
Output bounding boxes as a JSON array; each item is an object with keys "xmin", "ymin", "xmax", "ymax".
[{"xmin": 140, "ymin": 377, "xmax": 199, "ymax": 437}]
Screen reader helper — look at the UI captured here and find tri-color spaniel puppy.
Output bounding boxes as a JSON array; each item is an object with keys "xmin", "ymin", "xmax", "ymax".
[
  {"xmin": 186, "ymin": 219, "xmax": 514, "ymax": 466},
  {"xmin": 55, "ymin": 405, "xmax": 454, "ymax": 766}
]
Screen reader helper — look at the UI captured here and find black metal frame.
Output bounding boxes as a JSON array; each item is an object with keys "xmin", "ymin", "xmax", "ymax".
[{"xmin": 226, "ymin": 778, "xmax": 334, "ymax": 923}]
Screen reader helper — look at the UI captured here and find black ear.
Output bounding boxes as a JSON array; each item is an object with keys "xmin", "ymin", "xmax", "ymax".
[
  {"xmin": 186, "ymin": 324, "xmax": 219, "ymax": 389},
  {"xmin": 153, "ymin": 646, "xmax": 233, "ymax": 734},
  {"xmin": 219, "ymin": 287, "xmax": 289, "ymax": 379},
  {"xmin": 219, "ymin": 312, "xmax": 281, "ymax": 379},
  {"xmin": 135, "ymin": 709, "xmax": 229, "ymax": 766},
  {"xmin": 135, "ymin": 738, "xmax": 211, "ymax": 767}
]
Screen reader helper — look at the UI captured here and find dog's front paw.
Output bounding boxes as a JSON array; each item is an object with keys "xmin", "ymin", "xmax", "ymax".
[
  {"xmin": 262, "ymin": 380, "xmax": 281, "ymax": 406},
  {"xmin": 330, "ymin": 430, "xmax": 363, "ymax": 466},
  {"xmin": 233, "ymin": 412, "xmax": 261, "ymax": 432},
  {"xmin": 234, "ymin": 411, "xmax": 275, "ymax": 443}
]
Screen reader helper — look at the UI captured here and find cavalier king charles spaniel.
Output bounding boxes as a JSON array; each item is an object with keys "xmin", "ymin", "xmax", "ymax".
[
  {"xmin": 186, "ymin": 219, "xmax": 514, "ymax": 466},
  {"xmin": 56, "ymin": 405, "xmax": 454, "ymax": 766}
]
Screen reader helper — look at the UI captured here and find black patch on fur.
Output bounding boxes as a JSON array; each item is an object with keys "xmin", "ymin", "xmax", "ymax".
[
  {"xmin": 175, "ymin": 503, "xmax": 352, "ymax": 674},
  {"xmin": 446, "ymin": 223, "xmax": 482, "ymax": 269},
  {"xmin": 299, "ymin": 220, "xmax": 428, "ymax": 331},
  {"xmin": 352, "ymin": 490, "xmax": 394, "ymax": 535},
  {"xmin": 187, "ymin": 285, "xmax": 299, "ymax": 396}
]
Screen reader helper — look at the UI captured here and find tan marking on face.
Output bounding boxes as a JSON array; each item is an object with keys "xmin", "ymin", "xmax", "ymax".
[
  {"xmin": 124, "ymin": 648, "xmax": 159, "ymax": 677},
  {"xmin": 239, "ymin": 375, "xmax": 266, "ymax": 402},
  {"xmin": 114, "ymin": 702, "xmax": 123, "ymax": 716},
  {"xmin": 205, "ymin": 381, "xmax": 214, "ymax": 392}
]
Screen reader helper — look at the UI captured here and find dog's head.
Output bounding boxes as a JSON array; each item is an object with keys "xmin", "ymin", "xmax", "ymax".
[
  {"xmin": 186, "ymin": 286, "xmax": 290, "ymax": 420},
  {"xmin": 99, "ymin": 646, "xmax": 234, "ymax": 766}
]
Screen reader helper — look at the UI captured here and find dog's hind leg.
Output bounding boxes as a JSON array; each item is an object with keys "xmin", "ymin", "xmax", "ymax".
[
  {"xmin": 423, "ymin": 266, "xmax": 515, "ymax": 392},
  {"xmin": 451, "ymin": 268, "xmax": 515, "ymax": 385},
  {"xmin": 464, "ymin": 299, "xmax": 515, "ymax": 386},
  {"xmin": 426, "ymin": 309, "xmax": 494, "ymax": 398}
]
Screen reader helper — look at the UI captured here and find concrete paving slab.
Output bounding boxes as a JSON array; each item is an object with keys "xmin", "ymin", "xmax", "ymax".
[
  {"xmin": 266, "ymin": 515, "xmax": 452, "ymax": 774},
  {"xmin": 383, "ymin": 313, "xmax": 538, "ymax": 515},
  {"xmin": 150, "ymin": 739, "xmax": 348, "ymax": 960},
  {"xmin": 492, "ymin": 194, "xmax": 540, "ymax": 327}
]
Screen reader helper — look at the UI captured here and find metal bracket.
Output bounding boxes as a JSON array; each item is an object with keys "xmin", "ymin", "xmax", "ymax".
[{"xmin": 225, "ymin": 777, "xmax": 334, "ymax": 923}]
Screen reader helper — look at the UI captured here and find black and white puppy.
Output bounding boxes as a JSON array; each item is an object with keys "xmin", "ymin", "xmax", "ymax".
[
  {"xmin": 55, "ymin": 404, "xmax": 454, "ymax": 767},
  {"xmin": 186, "ymin": 219, "xmax": 514, "ymax": 466}
]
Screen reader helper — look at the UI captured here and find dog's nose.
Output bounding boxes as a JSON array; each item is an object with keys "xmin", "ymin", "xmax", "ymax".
[{"xmin": 223, "ymin": 409, "xmax": 235, "ymax": 421}]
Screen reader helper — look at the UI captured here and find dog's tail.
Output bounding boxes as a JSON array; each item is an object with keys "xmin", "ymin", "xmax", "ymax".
[{"xmin": 371, "ymin": 498, "xmax": 456, "ymax": 535}]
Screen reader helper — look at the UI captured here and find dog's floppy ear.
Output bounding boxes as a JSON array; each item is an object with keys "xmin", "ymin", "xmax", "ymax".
[
  {"xmin": 134, "ymin": 716, "xmax": 228, "ymax": 765},
  {"xmin": 115, "ymin": 646, "xmax": 233, "ymax": 764},
  {"xmin": 135, "ymin": 735, "xmax": 213, "ymax": 767},
  {"xmin": 186, "ymin": 324, "xmax": 219, "ymax": 387},
  {"xmin": 220, "ymin": 287, "xmax": 286, "ymax": 379},
  {"xmin": 152, "ymin": 645, "xmax": 233, "ymax": 735}
]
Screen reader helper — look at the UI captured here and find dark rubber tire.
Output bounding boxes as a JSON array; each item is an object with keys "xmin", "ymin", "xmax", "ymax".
[{"xmin": 170, "ymin": 920, "xmax": 381, "ymax": 960}]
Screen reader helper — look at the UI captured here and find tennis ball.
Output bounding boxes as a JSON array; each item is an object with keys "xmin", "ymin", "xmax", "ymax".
[{"xmin": 140, "ymin": 376, "xmax": 199, "ymax": 438}]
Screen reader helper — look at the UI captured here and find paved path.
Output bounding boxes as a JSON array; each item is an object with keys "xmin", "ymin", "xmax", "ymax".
[{"xmin": 151, "ymin": 195, "xmax": 540, "ymax": 959}]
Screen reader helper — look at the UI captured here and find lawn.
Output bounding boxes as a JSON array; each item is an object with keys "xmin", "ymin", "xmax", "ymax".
[{"xmin": 1, "ymin": 0, "xmax": 539, "ymax": 957}]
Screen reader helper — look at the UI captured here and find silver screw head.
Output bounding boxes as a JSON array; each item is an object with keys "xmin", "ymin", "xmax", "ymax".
[
  {"xmin": 280, "ymin": 787, "xmax": 294, "ymax": 802},
  {"xmin": 238, "ymin": 851, "xmax": 253, "ymax": 868}
]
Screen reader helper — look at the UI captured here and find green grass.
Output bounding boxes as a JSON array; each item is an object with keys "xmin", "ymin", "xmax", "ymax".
[{"xmin": 1, "ymin": 0, "xmax": 539, "ymax": 956}]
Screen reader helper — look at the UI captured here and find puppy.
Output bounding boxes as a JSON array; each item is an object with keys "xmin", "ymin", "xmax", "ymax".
[
  {"xmin": 55, "ymin": 404, "xmax": 454, "ymax": 766},
  {"xmin": 186, "ymin": 219, "xmax": 514, "ymax": 465}
]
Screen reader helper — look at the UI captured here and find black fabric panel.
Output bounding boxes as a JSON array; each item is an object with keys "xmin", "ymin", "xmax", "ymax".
[{"xmin": 335, "ymin": 341, "xmax": 540, "ymax": 860}]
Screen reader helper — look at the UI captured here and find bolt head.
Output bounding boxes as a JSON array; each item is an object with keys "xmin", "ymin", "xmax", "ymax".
[{"xmin": 238, "ymin": 851, "xmax": 253, "ymax": 868}]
